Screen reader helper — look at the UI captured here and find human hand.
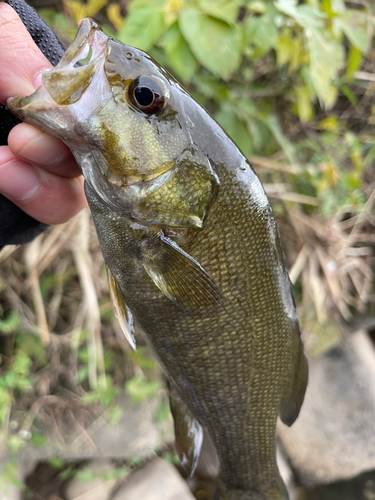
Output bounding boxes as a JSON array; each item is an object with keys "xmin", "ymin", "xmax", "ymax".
[{"xmin": 0, "ymin": 2, "xmax": 87, "ymax": 225}]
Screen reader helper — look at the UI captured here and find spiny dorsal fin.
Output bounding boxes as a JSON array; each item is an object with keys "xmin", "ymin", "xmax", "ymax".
[
  {"xmin": 141, "ymin": 233, "xmax": 223, "ymax": 316},
  {"xmin": 168, "ymin": 382, "xmax": 203, "ymax": 477},
  {"xmin": 107, "ymin": 266, "xmax": 136, "ymax": 350}
]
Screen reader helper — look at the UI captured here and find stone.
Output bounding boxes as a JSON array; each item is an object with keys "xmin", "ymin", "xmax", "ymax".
[
  {"xmin": 278, "ymin": 329, "xmax": 375, "ymax": 487},
  {"xmin": 276, "ymin": 446, "xmax": 299, "ymax": 500},
  {"xmin": 0, "ymin": 391, "xmax": 170, "ymax": 499},
  {"xmin": 304, "ymin": 469, "xmax": 375, "ymax": 500},
  {"xmin": 19, "ymin": 391, "xmax": 165, "ymax": 466},
  {"xmin": 112, "ymin": 456, "xmax": 195, "ymax": 500},
  {"xmin": 65, "ymin": 459, "xmax": 118, "ymax": 500}
]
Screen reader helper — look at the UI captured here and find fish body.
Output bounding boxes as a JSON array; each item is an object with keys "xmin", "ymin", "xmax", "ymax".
[{"xmin": 9, "ymin": 19, "xmax": 307, "ymax": 500}]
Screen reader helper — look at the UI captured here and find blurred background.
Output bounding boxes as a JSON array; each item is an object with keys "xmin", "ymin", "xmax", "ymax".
[{"xmin": 1, "ymin": 0, "xmax": 375, "ymax": 499}]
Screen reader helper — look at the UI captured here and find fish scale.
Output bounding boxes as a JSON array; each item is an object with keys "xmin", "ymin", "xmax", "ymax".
[
  {"xmin": 86, "ymin": 168, "xmax": 294, "ymax": 495},
  {"xmin": 8, "ymin": 18, "xmax": 307, "ymax": 500}
]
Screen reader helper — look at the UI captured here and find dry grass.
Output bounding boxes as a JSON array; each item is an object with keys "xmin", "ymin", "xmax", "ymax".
[{"xmin": 0, "ymin": 208, "xmax": 130, "ymax": 461}]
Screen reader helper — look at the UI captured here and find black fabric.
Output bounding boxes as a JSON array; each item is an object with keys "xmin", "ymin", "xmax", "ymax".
[{"xmin": 0, "ymin": 0, "xmax": 65, "ymax": 250}]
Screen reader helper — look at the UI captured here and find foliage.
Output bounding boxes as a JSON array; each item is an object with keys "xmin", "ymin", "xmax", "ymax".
[{"xmin": 47, "ymin": 0, "xmax": 375, "ymax": 221}]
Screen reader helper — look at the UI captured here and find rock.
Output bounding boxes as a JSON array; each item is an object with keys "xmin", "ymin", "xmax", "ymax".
[
  {"xmin": 19, "ymin": 391, "xmax": 165, "ymax": 466},
  {"xmin": 0, "ymin": 391, "xmax": 171, "ymax": 499},
  {"xmin": 0, "ymin": 453, "xmax": 28, "ymax": 500},
  {"xmin": 112, "ymin": 456, "xmax": 195, "ymax": 500},
  {"xmin": 65, "ymin": 459, "xmax": 119, "ymax": 500},
  {"xmin": 0, "ymin": 482, "xmax": 20, "ymax": 500},
  {"xmin": 276, "ymin": 446, "xmax": 299, "ymax": 500},
  {"xmin": 304, "ymin": 469, "xmax": 375, "ymax": 500},
  {"xmin": 278, "ymin": 329, "xmax": 375, "ymax": 487}
]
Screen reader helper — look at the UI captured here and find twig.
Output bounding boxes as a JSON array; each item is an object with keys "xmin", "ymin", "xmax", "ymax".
[
  {"xmin": 289, "ymin": 244, "xmax": 310, "ymax": 284},
  {"xmin": 71, "ymin": 209, "xmax": 106, "ymax": 391},
  {"xmin": 354, "ymin": 71, "xmax": 375, "ymax": 82},
  {"xmin": 24, "ymin": 238, "xmax": 50, "ymax": 345},
  {"xmin": 249, "ymin": 155, "xmax": 300, "ymax": 174}
]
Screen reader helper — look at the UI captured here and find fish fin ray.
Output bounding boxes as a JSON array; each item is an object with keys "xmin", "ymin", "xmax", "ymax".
[
  {"xmin": 168, "ymin": 382, "xmax": 203, "ymax": 477},
  {"xmin": 107, "ymin": 266, "xmax": 136, "ymax": 350},
  {"xmin": 142, "ymin": 233, "xmax": 223, "ymax": 315},
  {"xmin": 279, "ymin": 335, "xmax": 308, "ymax": 426}
]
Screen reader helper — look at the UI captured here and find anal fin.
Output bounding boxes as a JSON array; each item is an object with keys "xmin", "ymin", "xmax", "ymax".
[
  {"xmin": 168, "ymin": 382, "xmax": 203, "ymax": 477},
  {"xmin": 107, "ymin": 266, "xmax": 136, "ymax": 350}
]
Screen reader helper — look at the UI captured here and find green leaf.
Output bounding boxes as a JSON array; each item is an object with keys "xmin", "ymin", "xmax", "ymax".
[
  {"xmin": 264, "ymin": 114, "xmax": 298, "ymax": 165},
  {"xmin": 0, "ymin": 311, "xmax": 19, "ymax": 334},
  {"xmin": 296, "ymin": 85, "xmax": 314, "ymax": 122},
  {"xmin": 127, "ymin": 346, "xmax": 158, "ymax": 370},
  {"xmin": 31, "ymin": 433, "xmax": 46, "ymax": 446},
  {"xmin": 307, "ymin": 30, "xmax": 344, "ymax": 107},
  {"xmin": 8, "ymin": 435, "xmax": 25, "ymax": 452},
  {"xmin": 346, "ymin": 45, "xmax": 363, "ymax": 79},
  {"xmin": 339, "ymin": 83, "xmax": 358, "ymax": 107},
  {"xmin": 179, "ymin": 8, "xmax": 242, "ymax": 80},
  {"xmin": 48, "ymin": 458, "xmax": 65, "ymax": 469},
  {"xmin": 330, "ymin": 0, "xmax": 345, "ymax": 14},
  {"xmin": 125, "ymin": 374, "xmax": 161, "ymax": 403},
  {"xmin": 15, "ymin": 334, "xmax": 46, "ymax": 365},
  {"xmin": 215, "ymin": 106, "xmax": 253, "ymax": 157},
  {"xmin": 160, "ymin": 23, "xmax": 198, "ymax": 81},
  {"xmin": 333, "ymin": 10, "xmax": 371, "ymax": 53},
  {"xmin": 245, "ymin": 14, "xmax": 278, "ymax": 54},
  {"xmin": 275, "ymin": 33, "xmax": 301, "ymax": 71},
  {"xmin": 128, "ymin": 0, "xmax": 165, "ymax": 12},
  {"xmin": 198, "ymin": 0, "xmax": 241, "ymax": 25},
  {"xmin": 275, "ymin": 0, "xmax": 325, "ymax": 30},
  {"xmin": 118, "ymin": 6, "xmax": 168, "ymax": 51},
  {"xmin": 76, "ymin": 365, "xmax": 89, "ymax": 383}
]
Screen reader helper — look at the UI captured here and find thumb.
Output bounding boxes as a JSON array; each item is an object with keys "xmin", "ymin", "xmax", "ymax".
[{"xmin": 0, "ymin": 2, "xmax": 52, "ymax": 104}]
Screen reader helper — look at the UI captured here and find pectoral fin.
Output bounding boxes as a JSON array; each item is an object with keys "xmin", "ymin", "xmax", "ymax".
[
  {"xmin": 141, "ymin": 234, "xmax": 223, "ymax": 315},
  {"xmin": 169, "ymin": 382, "xmax": 203, "ymax": 477},
  {"xmin": 279, "ymin": 335, "xmax": 308, "ymax": 426},
  {"xmin": 107, "ymin": 266, "xmax": 136, "ymax": 350}
]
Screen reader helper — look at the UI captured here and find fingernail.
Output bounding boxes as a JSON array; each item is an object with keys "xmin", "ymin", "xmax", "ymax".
[
  {"xmin": 17, "ymin": 128, "xmax": 68, "ymax": 165},
  {"xmin": 0, "ymin": 159, "xmax": 41, "ymax": 200}
]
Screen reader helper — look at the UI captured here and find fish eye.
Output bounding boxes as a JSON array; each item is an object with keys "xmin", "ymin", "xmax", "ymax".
[{"xmin": 129, "ymin": 76, "xmax": 166, "ymax": 114}]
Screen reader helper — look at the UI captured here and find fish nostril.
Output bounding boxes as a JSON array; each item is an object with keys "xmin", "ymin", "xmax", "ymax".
[{"xmin": 126, "ymin": 52, "xmax": 133, "ymax": 59}]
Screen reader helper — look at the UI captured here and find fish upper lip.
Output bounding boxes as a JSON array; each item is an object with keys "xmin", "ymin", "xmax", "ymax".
[{"xmin": 52, "ymin": 17, "xmax": 108, "ymax": 71}]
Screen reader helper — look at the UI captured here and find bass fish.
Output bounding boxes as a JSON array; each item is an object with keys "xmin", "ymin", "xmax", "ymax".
[{"xmin": 9, "ymin": 19, "xmax": 308, "ymax": 500}]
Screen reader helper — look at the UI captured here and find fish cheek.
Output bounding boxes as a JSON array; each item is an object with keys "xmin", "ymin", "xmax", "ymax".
[{"xmin": 132, "ymin": 158, "xmax": 220, "ymax": 229}]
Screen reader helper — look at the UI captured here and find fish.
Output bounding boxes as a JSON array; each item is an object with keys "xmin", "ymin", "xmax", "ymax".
[{"xmin": 8, "ymin": 18, "xmax": 308, "ymax": 500}]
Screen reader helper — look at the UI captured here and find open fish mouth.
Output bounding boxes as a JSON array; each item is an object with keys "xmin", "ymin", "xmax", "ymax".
[
  {"xmin": 8, "ymin": 18, "xmax": 109, "ymax": 114},
  {"xmin": 41, "ymin": 18, "xmax": 109, "ymax": 106},
  {"xmin": 7, "ymin": 17, "xmax": 113, "ymax": 140}
]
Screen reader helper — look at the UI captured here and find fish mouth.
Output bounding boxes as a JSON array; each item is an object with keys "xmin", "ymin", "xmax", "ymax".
[
  {"xmin": 8, "ymin": 18, "xmax": 110, "ymax": 120},
  {"xmin": 41, "ymin": 18, "xmax": 109, "ymax": 106}
]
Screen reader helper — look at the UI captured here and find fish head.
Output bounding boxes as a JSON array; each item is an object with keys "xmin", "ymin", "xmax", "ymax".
[{"xmin": 8, "ymin": 18, "xmax": 219, "ymax": 227}]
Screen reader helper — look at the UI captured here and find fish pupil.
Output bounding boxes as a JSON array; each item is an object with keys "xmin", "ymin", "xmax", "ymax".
[
  {"xmin": 135, "ymin": 86, "xmax": 154, "ymax": 107},
  {"xmin": 129, "ymin": 76, "xmax": 166, "ymax": 114}
]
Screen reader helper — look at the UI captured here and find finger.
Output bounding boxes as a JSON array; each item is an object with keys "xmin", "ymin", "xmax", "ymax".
[
  {"xmin": 0, "ymin": 3, "xmax": 52, "ymax": 104},
  {"xmin": 0, "ymin": 146, "xmax": 87, "ymax": 224},
  {"xmin": 8, "ymin": 123, "xmax": 81, "ymax": 179}
]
